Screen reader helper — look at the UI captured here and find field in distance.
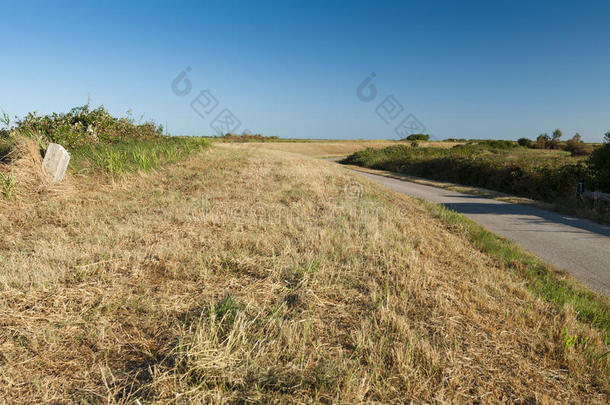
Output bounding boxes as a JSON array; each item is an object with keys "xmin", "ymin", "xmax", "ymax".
[{"xmin": 238, "ymin": 139, "xmax": 461, "ymax": 157}]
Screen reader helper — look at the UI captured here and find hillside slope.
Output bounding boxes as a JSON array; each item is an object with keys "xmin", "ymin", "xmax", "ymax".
[{"xmin": 0, "ymin": 145, "xmax": 608, "ymax": 403}]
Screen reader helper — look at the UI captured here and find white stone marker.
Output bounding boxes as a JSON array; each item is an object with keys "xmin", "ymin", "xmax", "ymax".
[{"xmin": 42, "ymin": 143, "xmax": 70, "ymax": 182}]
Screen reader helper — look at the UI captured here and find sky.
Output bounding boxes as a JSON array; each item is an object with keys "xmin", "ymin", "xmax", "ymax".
[{"xmin": 1, "ymin": 0, "xmax": 609, "ymax": 141}]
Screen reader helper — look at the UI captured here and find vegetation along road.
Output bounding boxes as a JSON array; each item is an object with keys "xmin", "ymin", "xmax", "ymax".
[{"xmin": 334, "ymin": 161, "xmax": 610, "ymax": 296}]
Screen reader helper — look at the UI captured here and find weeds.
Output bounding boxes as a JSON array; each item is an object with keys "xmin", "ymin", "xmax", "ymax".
[
  {"xmin": 1, "ymin": 108, "xmax": 10, "ymax": 129},
  {"xmin": 0, "ymin": 170, "xmax": 16, "ymax": 199}
]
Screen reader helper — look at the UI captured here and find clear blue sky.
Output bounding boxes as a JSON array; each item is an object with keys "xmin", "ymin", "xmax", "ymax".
[{"xmin": 1, "ymin": 0, "xmax": 609, "ymax": 141}]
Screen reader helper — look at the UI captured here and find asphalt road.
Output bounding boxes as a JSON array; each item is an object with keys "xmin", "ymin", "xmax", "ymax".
[{"xmin": 348, "ymin": 168, "xmax": 610, "ymax": 296}]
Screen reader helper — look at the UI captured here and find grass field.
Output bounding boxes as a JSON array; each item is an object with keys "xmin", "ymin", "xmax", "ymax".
[{"xmin": 0, "ymin": 141, "xmax": 608, "ymax": 403}]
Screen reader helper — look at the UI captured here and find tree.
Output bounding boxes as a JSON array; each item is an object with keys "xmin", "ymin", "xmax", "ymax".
[
  {"xmin": 536, "ymin": 133, "xmax": 550, "ymax": 149},
  {"xmin": 549, "ymin": 129, "xmax": 562, "ymax": 149},
  {"xmin": 517, "ymin": 137, "xmax": 532, "ymax": 147},
  {"xmin": 404, "ymin": 134, "xmax": 429, "ymax": 141},
  {"xmin": 572, "ymin": 133, "xmax": 582, "ymax": 143}
]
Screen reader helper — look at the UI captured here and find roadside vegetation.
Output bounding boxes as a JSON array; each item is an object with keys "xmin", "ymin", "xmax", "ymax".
[
  {"xmin": 342, "ymin": 136, "xmax": 610, "ymax": 222},
  {"xmin": 0, "ymin": 105, "xmax": 210, "ymax": 184},
  {"xmin": 0, "ymin": 144, "xmax": 608, "ymax": 402}
]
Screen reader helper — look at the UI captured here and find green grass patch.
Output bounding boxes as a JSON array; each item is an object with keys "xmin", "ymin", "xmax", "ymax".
[
  {"xmin": 0, "ymin": 170, "xmax": 17, "ymax": 199},
  {"xmin": 70, "ymin": 136, "xmax": 210, "ymax": 175},
  {"xmin": 423, "ymin": 200, "xmax": 610, "ymax": 340}
]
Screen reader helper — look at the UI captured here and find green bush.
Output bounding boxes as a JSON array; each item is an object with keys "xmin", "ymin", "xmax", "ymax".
[
  {"xmin": 13, "ymin": 104, "xmax": 163, "ymax": 149},
  {"xmin": 518, "ymin": 138, "xmax": 532, "ymax": 148},
  {"xmin": 588, "ymin": 132, "xmax": 610, "ymax": 192},
  {"xmin": 342, "ymin": 144, "xmax": 582, "ymax": 202},
  {"xmin": 475, "ymin": 140, "xmax": 519, "ymax": 150}
]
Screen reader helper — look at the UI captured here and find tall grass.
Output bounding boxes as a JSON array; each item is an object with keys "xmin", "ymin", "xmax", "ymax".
[{"xmin": 70, "ymin": 136, "xmax": 210, "ymax": 175}]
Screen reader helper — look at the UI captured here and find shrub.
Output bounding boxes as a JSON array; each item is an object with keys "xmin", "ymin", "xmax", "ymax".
[
  {"xmin": 518, "ymin": 138, "xmax": 532, "ymax": 148},
  {"xmin": 1, "ymin": 105, "xmax": 210, "ymax": 176},
  {"xmin": 536, "ymin": 133, "xmax": 550, "ymax": 149},
  {"xmin": 565, "ymin": 141, "xmax": 593, "ymax": 156},
  {"xmin": 476, "ymin": 140, "xmax": 519, "ymax": 149},
  {"xmin": 565, "ymin": 134, "xmax": 593, "ymax": 157},
  {"xmin": 588, "ymin": 132, "xmax": 610, "ymax": 192},
  {"xmin": 13, "ymin": 104, "xmax": 163, "ymax": 149},
  {"xmin": 404, "ymin": 134, "xmax": 430, "ymax": 141},
  {"xmin": 342, "ymin": 143, "xmax": 581, "ymax": 202}
]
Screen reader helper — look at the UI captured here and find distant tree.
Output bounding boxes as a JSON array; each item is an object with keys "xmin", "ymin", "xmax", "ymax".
[
  {"xmin": 572, "ymin": 132, "xmax": 583, "ymax": 143},
  {"xmin": 517, "ymin": 137, "xmax": 532, "ymax": 147},
  {"xmin": 549, "ymin": 129, "xmax": 562, "ymax": 149},
  {"xmin": 536, "ymin": 133, "xmax": 550, "ymax": 149},
  {"xmin": 404, "ymin": 133, "xmax": 429, "ymax": 141}
]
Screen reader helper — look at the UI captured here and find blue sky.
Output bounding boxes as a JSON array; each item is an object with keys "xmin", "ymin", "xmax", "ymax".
[{"xmin": 1, "ymin": 0, "xmax": 609, "ymax": 141}]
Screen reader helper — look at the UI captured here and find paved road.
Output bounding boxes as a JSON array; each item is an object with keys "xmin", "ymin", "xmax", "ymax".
[{"xmin": 345, "ymin": 167, "xmax": 610, "ymax": 296}]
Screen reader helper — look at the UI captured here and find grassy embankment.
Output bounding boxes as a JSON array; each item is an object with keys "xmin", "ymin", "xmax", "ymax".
[
  {"xmin": 342, "ymin": 142, "xmax": 610, "ymax": 223},
  {"xmin": 0, "ymin": 105, "xmax": 209, "ymax": 183},
  {"xmin": 0, "ymin": 129, "xmax": 608, "ymax": 402}
]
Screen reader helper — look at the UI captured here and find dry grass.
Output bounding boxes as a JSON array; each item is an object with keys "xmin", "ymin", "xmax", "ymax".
[
  {"xmin": 0, "ymin": 138, "xmax": 74, "ymax": 203},
  {"xmin": 247, "ymin": 140, "xmax": 461, "ymax": 157},
  {"xmin": 0, "ymin": 143, "xmax": 608, "ymax": 403}
]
